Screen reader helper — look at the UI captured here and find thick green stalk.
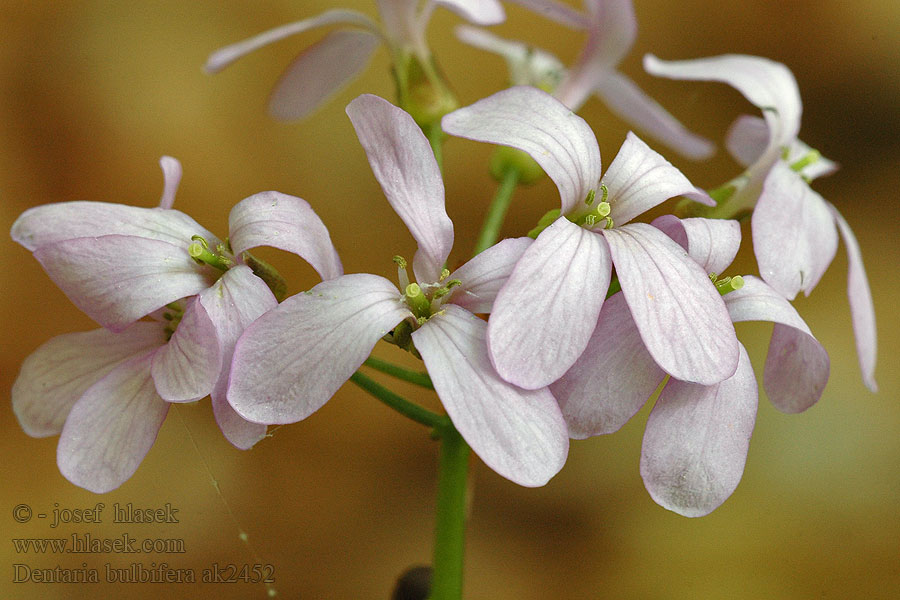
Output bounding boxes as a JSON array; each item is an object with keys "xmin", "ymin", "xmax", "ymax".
[{"xmin": 472, "ymin": 167, "xmax": 520, "ymax": 255}]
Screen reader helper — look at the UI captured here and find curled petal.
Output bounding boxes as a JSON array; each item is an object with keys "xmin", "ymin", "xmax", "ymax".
[
  {"xmin": 442, "ymin": 86, "xmax": 601, "ymax": 214},
  {"xmin": 57, "ymin": 352, "xmax": 169, "ymax": 493},
  {"xmin": 602, "ymin": 132, "xmax": 699, "ymax": 226},
  {"xmin": 604, "ymin": 223, "xmax": 739, "ymax": 384},
  {"xmin": 446, "ymin": 237, "xmax": 532, "ymax": 314},
  {"xmin": 828, "ymin": 206, "xmax": 878, "ymax": 392},
  {"xmin": 228, "ymin": 274, "xmax": 411, "ymax": 424},
  {"xmin": 347, "ymin": 94, "xmax": 452, "ymax": 283},
  {"xmin": 725, "ymin": 276, "xmax": 829, "ymax": 413},
  {"xmin": 551, "ymin": 293, "xmax": 666, "ymax": 438},
  {"xmin": 726, "ymin": 114, "xmax": 769, "ymax": 168},
  {"xmin": 594, "ymin": 71, "xmax": 715, "ymax": 160},
  {"xmin": 12, "ymin": 324, "xmax": 166, "ymax": 437},
  {"xmin": 414, "ymin": 305, "xmax": 568, "ymax": 487},
  {"xmin": 204, "ymin": 9, "xmax": 381, "ymax": 73},
  {"xmin": 199, "ymin": 266, "xmax": 277, "ymax": 448},
  {"xmin": 268, "ymin": 29, "xmax": 380, "ymax": 121},
  {"xmin": 157, "ymin": 156, "xmax": 182, "ymax": 209},
  {"xmin": 752, "ymin": 162, "xmax": 838, "ymax": 299},
  {"xmin": 229, "ymin": 191, "xmax": 343, "ymax": 281},
  {"xmin": 33, "ymin": 235, "xmax": 213, "ymax": 331},
  {"xmin": 151, "ymin": 298, "xmax": 222, "ymax": 403},
  {"xmin": 504, "ymin": 0, "xmax": 588, "ymax": 29},
  {"xmin": 455, "ymin": 26, "xmax": 564, "ymax": 90},
  {"xmin": 487, "ymin": 218, "xmax": 611, "ymax": 389},
  {"xmin": 11, "ymin": 202, "xmax": 219, "ymax": 252},
  {"xmin": 435, "ymin": 0, "xmax": 505, "ymax": 25},
  {"xmin": 644, "ymin": 53, "xmax": 801, "ymax": 158},
  {"xmin": 641, "ymin": 343, "xmax": 757, "ymax": 517},
  {"xmin": 652, "ymin": 214, "xmax": 741, "ymax": 275}
]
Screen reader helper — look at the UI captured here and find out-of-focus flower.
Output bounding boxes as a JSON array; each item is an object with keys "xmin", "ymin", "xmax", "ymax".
[
  {"xmin": 205, "ymin": 0, "xmax": 504, "ymax": 126},
  {"xmin": 228, "ymin": 94, "xmax": 568, "ymax": 487},
  {"xmin": 553, "ymin": 216, "xmax": 830, "ymax": 516},
  {"xmin": 456, "ymin": 0, "xmax": 713, "ymax": 158},
  {"xmin": 442, "ymin": 86, "xmax": 738, "ymax": 390},
  {"xmin": 645, "ymin": 53, "xmax": 877, "ymax": 391},
  {"xmin": 11, "ymin": 157, "xmax": 343, "ymax": 490}
]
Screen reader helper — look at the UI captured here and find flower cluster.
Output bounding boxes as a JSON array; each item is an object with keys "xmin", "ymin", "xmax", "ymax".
[{"xmin": 12, "ymin": 0, "xmax": 876, "ymax": 524}]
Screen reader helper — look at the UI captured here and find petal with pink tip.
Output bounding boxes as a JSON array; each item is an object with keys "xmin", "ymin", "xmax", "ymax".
[
  {"xmin": 487, "ymin": 218, "xmax": 611, "ymax": 389},
  {"xmin": 228, "ymin": 274, "xmax": 411, "ymax": 424},
  {"xmin": 641, "ymin": 343, "xmax": 757, "ymax": 517},
  {"xmin": 603, "ymin": 223, "xmax": 739, "ymax": 384},
  {"xmin": 602, "ymin": 132, "xmax": 699, "ymax": 226},
  {"xmin": 268, "ymin": 29, "xmax": 380, "ymax": 121},
  {"xmin": 33, "ymin": 235, "xmax": 213, "ymax": 331},
  {"xmin": 57, "ymin": 352, "xmax": 169, "ymax": 493},
  {"xmin": 414, "ymin": 305, "xmax": 568, "ymax": 487},
  {"xmin": 204, "ymin": 9, "xmax": 381, "ymax": 73},
  {"xmin": 551, "ymin": 292, "xmax": 666, "ymax": 438},
  {"xmin": 229, "ymin": 191, "xmax": 343, "ymax": 281},
  {"xmin": 12, "ymin": 323, "xmax": 166, "ymax": 438},
  {"xmin": 151, "ymin": 298, "xmax": 222, "ymax": 403},
  {"xmin": 752, "ymin": 162, "xmax": 838, "ymax": 299},
  {"xmin": 446, "ymin": 237, "xmax": 532, "ymax": 314},
  {"xmin": 827, "ymin": 206, "xmax": 877, "ymax": 392},
  {"xmin": 594, "ymin": 71, "xmax": 714, "ymax": 160},
  {"xmin": 725, "ymin": 275, "xmax": 829, "ymax": 413},
  {"xmin": 651, "ymin": 215, "xmax": 741, "ymax": 275},
  {"xmin": 347, "ymin": 94, "xmax": 452, "ymax": 283},
  {"xmin": 442, "ymin": 86, "xmax": 601, "ymax": 214}
]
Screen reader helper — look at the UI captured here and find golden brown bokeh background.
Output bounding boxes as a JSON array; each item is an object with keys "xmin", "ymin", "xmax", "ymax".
[{"xmin": 1, "ymin": 1, "xmax": 897, "ymax": 598}]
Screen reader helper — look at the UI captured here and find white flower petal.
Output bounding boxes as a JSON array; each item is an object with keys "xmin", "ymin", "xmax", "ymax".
[
  {"xmin": 504, "ymin": 0, "xmax": 588, "ymax": 29},
  {"xmin": 487, "ymin": 218, "xmax": 611, "ymax": 389},
  {"xmin": 151, "ymin": 298, "xmax": 222, "ymax": 403},
  {"xmin": 347, "ymin": 94, "xmax": 453, "ymax": 283},
  {"xmin": 228, "ymin": 274, "xmax": 411, "ymax": 424},
  {"xmin": 157, "ymin": 156, "xmax": 182, "ymax": 210},
  {"xmin": 414, "ymin": 305, "xmax": 568, "ymax": 487},
  {"xmin": 446, "ymin": 237, "xmax": 532, "ymax": 314},
  {"xmin": 652, "ymin": 214, "xmax": 741, "ymax": 275},
  {"xmin": 641, "ymin": 343, "xmax": 757, "ymax": 517},
  {"xmin": 435, "ymin": 0, "xmax": 505, "ymax": 25}
]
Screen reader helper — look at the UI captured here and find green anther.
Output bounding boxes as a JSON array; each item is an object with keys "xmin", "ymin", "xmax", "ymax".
[
  {"xmin": 584, "ymin": 215, "xmax": 597, "ymax": 228},
  {"xmin": 440, "ymin": 268, "xmax": 450, "ymax": 281},
  {"xmin": 781, "ymin": 147, "xmax": 791, "ymax": 161},
  {"xmin": 715, "ymin": 275, "xmax": 745, "ymax": 295},
  {"xmin": 431, "ymin": 279, "xmax": 462, "ymax": 303},
  {"xmin": 599, "ymin": 183, "xmax": 609, "ymax": 203},
  {"xmin": 405, "ymin": 283, "xmax": 431, "ymax": 319},
  {"xmin": 190, "ymin": 235, "xmax": 209, "ymax": 249},
  {"xmin": 188, "ymin": 242, "xmax": 232, "ymax": 272},
  {"xmin": 708, "ymin": 273, "xmax": 718, "ymax": 283},
  {"xmin": 790, "ymin": 149, "xmax": 821, "ymax": 172},
  {"xmin": 527, "ymin": 208, "xmax": 561, "ymax": 239},
  {"xmin": 393, "ymin": 255, "xmax": 408, "ymax": 269},
  {"xmin": 584, "ymin": 189, "xmax": 596, "ymax": 205}
]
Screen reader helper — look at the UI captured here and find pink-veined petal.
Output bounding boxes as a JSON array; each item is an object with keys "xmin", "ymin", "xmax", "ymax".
[
  {"xmin": 33, "ymin": 235, "xmax": 213, "ymax": 331},
  {"xmin": 12, "ymin": 323, "xmax": 166, "ymax": 438},
  {"xmin": 414, "ymin": 305, "xmax": 568, "ymax": 487},
  {"xmin": 725, "ymin": 276, "xmax": 829, "ymax": 413},
  {"xmin": 268, "ymin": 28, "xmax": 380, "ymax": 121},
  {"xmin": 11, "ymin": 202, "xmax": 219, "ymax": 252},
  {"xmin": 487, "ymin": 218, "xmax": 611, "ymax": 389},
  {"xmin": 446, "ymin": 237, "xmax": 532, "ymax": 314},
  {"xmin": 151, "ymin": 297, "xmax": 222, "ymax": 403},
  {"xmin": 594, "ymin": 70, "xmax": 715, "ymax": 160},
  {"xmin": 57, "ymin": 352, "xmax": 169, "ymax": 493},
  {"xmin": 604, "ymin": 223, "xmax": 739, "ymax": 384},
  {"xmin": 199, "ymin": 266, "xmax": 277, "ymax": 449},
  {"xmin": 442, "ymin": 86, "xmax": 601, "ymax": 214},
  {"xmin": 347, "ymin": 94, "xmax": 453, "ymax": 283},
  {"xmin": 652, "ymin": 214, "xmax": 741, "ymax": 275},
  {"xmin": 228, "ymin": 274, "xmax": 411, "ymax": 424},
  {"xmin": 551, "ymin": 292, "xmax": 666, "ymax": 438},
  {"xmin": 601, "ymin": 132, "xmax": 699, "ymax": 226},
  {"xmin": 204, "ymin": 9, "xmax": 382, "ymax": 73},
  {"xmin": 641, "ymin": 343, "xmax": 757, "ymax": 517},
  {"xmin": 644, "ymin": 53, "xmax": 801, "ymax": 159},
  {"xmin": 434, "ymin": 0, "xmax": 505, "ymax": 25},
  {"xmin": 157, "ymin": 156, "xmax": 182, "ymax": 209},
  {"xmin": 828, "ymin": 205, "xmax": 878, "ymax": 392},
  {"xmin": 504, "ymin": 0, "xmax": 588, "ymax": 29},
  {"xmin": 752, "ymin": 162, "xmax": 838, "ymax": 299},
  {"xmin": 228, "ymin": 191, "xmax": 343, "ymax": 280}
]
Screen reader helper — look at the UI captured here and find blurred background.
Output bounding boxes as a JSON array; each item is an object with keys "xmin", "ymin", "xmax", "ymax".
[{"xmin": 1, "ymin": 0, "xmax": 897, "ymax": 598}]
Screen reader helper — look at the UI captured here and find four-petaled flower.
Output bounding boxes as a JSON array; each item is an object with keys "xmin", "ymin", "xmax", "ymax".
[
  {"xmin": 645, "ymin": 53, "xmax": 877, "ymax": 391},
  {"xmin": 11, "ymin": 157, "xmax": 342, "ymax": 492},
  {"xmin": 442, "ymin": 86, "xmax": 739, "ymax": 391},
  {"xmin": 227, "ymin": 94, "xmax": 569, "ymax": 487}
]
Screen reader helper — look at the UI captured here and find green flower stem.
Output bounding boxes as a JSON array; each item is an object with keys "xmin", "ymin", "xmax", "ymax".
[
  {"xmin": 349, "ymin": 372, "xmax": 448, "ymax": 430},
  {"xmin": 428, "ymin": 424, "xmax": 470, "ymax": 600},
  {"xmin": 472, "ymin": 167, "xmax": 520, "ymax": 255},
  {"xmin": 426, "ymin": 122, "xmax": 446, "ymax": 173},
  {"xmin": 363, "ymin": 357, "xmax": 434, "ymax": 390}
]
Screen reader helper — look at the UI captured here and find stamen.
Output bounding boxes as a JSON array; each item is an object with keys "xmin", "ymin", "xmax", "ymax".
[
  {"xmin": 790, "ymin": 149, "xmax": 821, "ymax": 172},
  {"xmin": 394, "ymin": 255, "xmax": 410, "ymax": 290},
  {"xmin": 715, "ymin": 275, "xmax": 745, "ymax": 295},
  {"xmin": 188, "ymin": 242, "xmax": 232, "ymax": 271}
]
